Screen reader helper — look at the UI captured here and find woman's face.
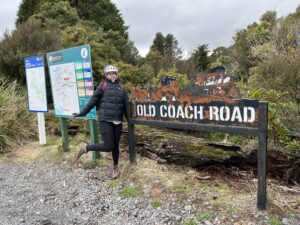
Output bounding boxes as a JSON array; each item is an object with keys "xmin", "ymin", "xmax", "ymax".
[{"xmin": 106, "ymin": 72, "xmax": 117, "ymax": 82}]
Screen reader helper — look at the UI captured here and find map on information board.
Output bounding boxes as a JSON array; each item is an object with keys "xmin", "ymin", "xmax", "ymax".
[
  {"xmin": 24, "ymin": 55, "xmax": 48, "ymax": 112},
  {"xmin": 47, "ymin": 45, "xmax": 96, "ymax": 118}
]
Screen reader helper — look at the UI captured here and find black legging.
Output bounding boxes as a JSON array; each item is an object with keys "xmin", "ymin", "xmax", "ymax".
[{"xmin": 86, "ymin": 121, "xmax": 122, "ymax": 166}]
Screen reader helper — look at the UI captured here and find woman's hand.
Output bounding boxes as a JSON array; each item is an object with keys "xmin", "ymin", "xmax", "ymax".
[{"xmin": 72, "ymin": 113, "xmax": 81, "ymax": 117}]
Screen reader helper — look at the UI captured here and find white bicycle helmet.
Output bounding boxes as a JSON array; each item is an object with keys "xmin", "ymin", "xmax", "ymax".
[{"xmin": 103, "ymin": 65, "xmax": 119, "ymax": 78}]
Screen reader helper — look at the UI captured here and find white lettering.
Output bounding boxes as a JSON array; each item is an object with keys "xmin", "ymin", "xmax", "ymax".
[
  {"xmin": 231, "ymin": 107, "xmax": 242, "ymax": 122},
  {"xmin": 244, "ymin": 107, "xmax": 255, "ymax": 122},
  {"xmin": 209, "ymin": 106, "xmax": 219, "ymax": 121},
  {"xmin": 176, "ymin": 106, "xmax": 185, "ymax": 119},
  {"xmin": 194, "ymin": 106, "xmax": 204, "ymax": 119},
  {"xmin": 185, "ymin": 106, "xmax": 193, "ymax": 119},
  {"xmin": 149, "ymin": 105, "xmax": 156, "ymax": 117},
  {"xmin": 143, "ymin": 105, "xmax": 148, "ymax": 116},
  {"xmin": 220, "ymin": 106, "xmax": 230, "ymax": 121},
  {"xmin": 137, "ymin": 105, "xmax": 143, "ymax": 116},
  {"xmin": 168, "ymin": 105, "xmax": 176, "ymax": 118},
  {"xmin": 160, "ymin": 105, "xmax": 167, "ymax": 118}
]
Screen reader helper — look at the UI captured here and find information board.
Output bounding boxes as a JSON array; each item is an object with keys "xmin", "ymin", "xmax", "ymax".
[
  {"xmin": 47, "ymin": 45, "xmax": 96, "ymax": 118},
  {"xmin": 24, "ymin": 55, "xmax": 47, "ymax": 112}
]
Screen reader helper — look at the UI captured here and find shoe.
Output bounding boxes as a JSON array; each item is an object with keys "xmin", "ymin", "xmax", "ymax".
[
  {"xmin": 112, "ymin": 166, "xmax": 119, "ymax": 179},
  {"xmin": 76, "ymin": 142, "xmax": 88, "ymax": 160}
]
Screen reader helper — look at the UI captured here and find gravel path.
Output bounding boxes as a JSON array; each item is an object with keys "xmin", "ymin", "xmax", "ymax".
[
  {"xmin": 0, "ymin": 159, "xmax": 299, "ymax": 225},
  {"xmin": 0, "ymin": 160, "xmax": 193, "ymax": 225}
]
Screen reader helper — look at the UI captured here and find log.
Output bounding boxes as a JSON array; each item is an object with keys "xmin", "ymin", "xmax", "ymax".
[{"xmin": 131, "ymin": 125, "xmax": 300, "ymax": 185}]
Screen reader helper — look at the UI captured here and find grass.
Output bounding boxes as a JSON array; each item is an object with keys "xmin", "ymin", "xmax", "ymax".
[
  {"xmin": 170, "ymin": 181, "xmax": 191, "ymax": 194},
  {"xmin": 82, "ymin": 159, "xmax": 104, "ymax": 169},
  {"xmin": 0, "ymin": 76, "xmax": 35, "ymax": 152},
  {"xmin": 183, "ymin": 219, "xmax": 198, "ymax": 225},
  {"xmin": 196, "ymin": 212, "xmax": 214, "ymax": 222},
  {"xmin": 150, "ymin": 199, "xmax": 162, "ymax": 208},
  {"xmin": 108, "ymin": 180, "xmax": 120, "ymax": 189},
  {"xmin": 183, "ymin": 212, "xmax": 214, "ymax": 225},
  {"xmin": 269, "ymin": 218, "xmax": 283, "ymax": 225},
  {"xmin": 52, "ymin": 149, "xmax": 65, "ymax": 158},
  {"xmin": 42, "ymin": 139, "xmax": 58, "ymax": 147},
  {"xmin": 119, "ymin": 185, "xmax": 141, "ymax": 198}
]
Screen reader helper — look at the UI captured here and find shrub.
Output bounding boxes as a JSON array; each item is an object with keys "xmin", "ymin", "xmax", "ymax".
[
  {"xmin": 0, "ymin": 76, "xmax": 36, "ymax": 152},
  {"xmin": 248, "ymin": 87, "xmax": 300, "ymax": 152}
]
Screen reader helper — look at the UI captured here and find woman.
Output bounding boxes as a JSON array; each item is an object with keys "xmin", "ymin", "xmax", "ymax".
[{"xmin": 73, "ymin": 65, "xmax": 129, "ymax": 179}]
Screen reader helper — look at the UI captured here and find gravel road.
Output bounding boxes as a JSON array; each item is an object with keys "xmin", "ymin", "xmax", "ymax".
[{"xmin": 0, "ymin": 160, "xmax": 194, "ymax": 225}]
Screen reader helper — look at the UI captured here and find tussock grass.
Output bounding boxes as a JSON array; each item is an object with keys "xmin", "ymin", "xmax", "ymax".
[{"xmin": 0, "ymin": 76, "xmax": 35, "ymax": 152}]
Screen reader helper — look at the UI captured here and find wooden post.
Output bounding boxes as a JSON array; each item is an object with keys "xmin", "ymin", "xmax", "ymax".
[
  {"xmin": 257, "ymin": 102, "xmax": 268, "ymax": 209},
  {"xmin": 127, "ymin": 102, "xmax": 136, "ymax": 164},
  {"xmin": 128, "ymin": 121, "xmax": 136, "ymax": 164},
  {"xmin": 59, "ymin": 117, "xmax": 69, "ymax": 152}
]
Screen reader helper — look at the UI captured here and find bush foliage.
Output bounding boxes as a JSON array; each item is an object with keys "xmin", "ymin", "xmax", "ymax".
[{"xmin": 0, "ymin": 75, "xmax": 36, "ymax": 152}]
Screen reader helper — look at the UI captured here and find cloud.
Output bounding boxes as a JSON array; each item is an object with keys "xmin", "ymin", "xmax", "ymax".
[
  {"xmin": 1, "ymin": 0, "xmax": 299, "ymax": 57},
  {"xmin": 112, "ymin": 0, "xmax": 300, "ymax": 56},
  {"xmin": 0, "ymin": 0, "xmax": 21, "ymax": 37}
]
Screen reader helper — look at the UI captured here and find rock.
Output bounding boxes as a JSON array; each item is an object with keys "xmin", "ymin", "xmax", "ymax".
[
  {"xmin": 184, "ymin": 205, "xmax": 192, "ymax": 211},
  {"xmin": 282, "ymin": 218, "xmax": 290, "ymax": 225}
]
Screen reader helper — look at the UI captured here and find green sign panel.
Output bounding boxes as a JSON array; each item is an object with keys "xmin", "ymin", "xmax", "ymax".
[{"xmin": 47, "ymin": 45, "xmax": 96, "ymax": 119}]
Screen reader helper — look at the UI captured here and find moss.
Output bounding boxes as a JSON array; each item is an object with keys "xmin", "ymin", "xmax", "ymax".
[
  {"xmin": 179, "ymin": 141, "xmax": 235, "ymax": 159},
  {"xmin": 136, "ymin": 125, "xmax": 238, "ymax": 161}
]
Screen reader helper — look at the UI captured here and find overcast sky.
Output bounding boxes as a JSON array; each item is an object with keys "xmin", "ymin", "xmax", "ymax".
[{"xmin": 1, "ymin": 0, "xmax": 299, "ymax": 56}]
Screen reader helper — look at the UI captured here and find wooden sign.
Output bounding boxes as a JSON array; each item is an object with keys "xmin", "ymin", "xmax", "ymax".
[{"xmin": 127, "ymin": 67, "xmax": 268, "ymax": 209}]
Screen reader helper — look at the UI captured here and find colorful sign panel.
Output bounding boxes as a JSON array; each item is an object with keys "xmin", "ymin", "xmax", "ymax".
[
  {"xmin": 47, "ymin": 45, "xmax": 96, "ymax": 118},
  {"xmin": 24, "ymin": 55, "xmax": 48, "ymax": 112},
  {"xmin": 131, "ymin": 70, "xmax": 258, "ymax": 127}
]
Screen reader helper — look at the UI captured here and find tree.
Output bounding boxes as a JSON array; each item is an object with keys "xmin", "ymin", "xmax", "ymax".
[
  {"xmin": 150, "ymin": 32, "xmax": 165, "ymax": 55},
  {"xmin": 156, "ymin": 65, "xmax": 190, "ymax": 88},
  {"xmin": 120, "ymin": 40, "xmax": 140, "ymax": 65},
  {"xmin": 17, "ymin": 0, "xmax": 129, "ymax": 39},
  {"xmin": 209, "ymin": 46, "xmax": 230, "ymax": 68},
  {"xmin": 145, "ymin": 49, "xmax": 164, "ymax": 75},
  {"xmin": 190, "ymin": 44, "xmax": 210, "ymax": 72},
  {"xmin": 69, "ymin": 0, "xmax": 128, "ymax": 38},
  {"xmin": 260, "ymin": 10, "xmax": 277, "ymax": 25},
  {"xmin": 149, "ymin": 32, "xmax": 182, "ymax": 70},
  {"xmin": 31, "ymin": 1, "xmax": 80, "ymax": 28},
  {"xmin": 0, "ymin": 18, "xmax": 61, "ymax": 82},
  {"xmin": 16, "ymin": 0, "xmax": 40, "ymax": 24},
  {"xmin": 117, "ymin": 62, "xmax": 154, "ymax": 89},
  {"xmin": 164, "ymin": 34, "xmax": 182, "ymax": 69}
]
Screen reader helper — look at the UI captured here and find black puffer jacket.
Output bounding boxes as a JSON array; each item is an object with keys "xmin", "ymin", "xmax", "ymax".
[{"xmin": 79, "ymin": 80, "xmax": 129, "ymax": 122}]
